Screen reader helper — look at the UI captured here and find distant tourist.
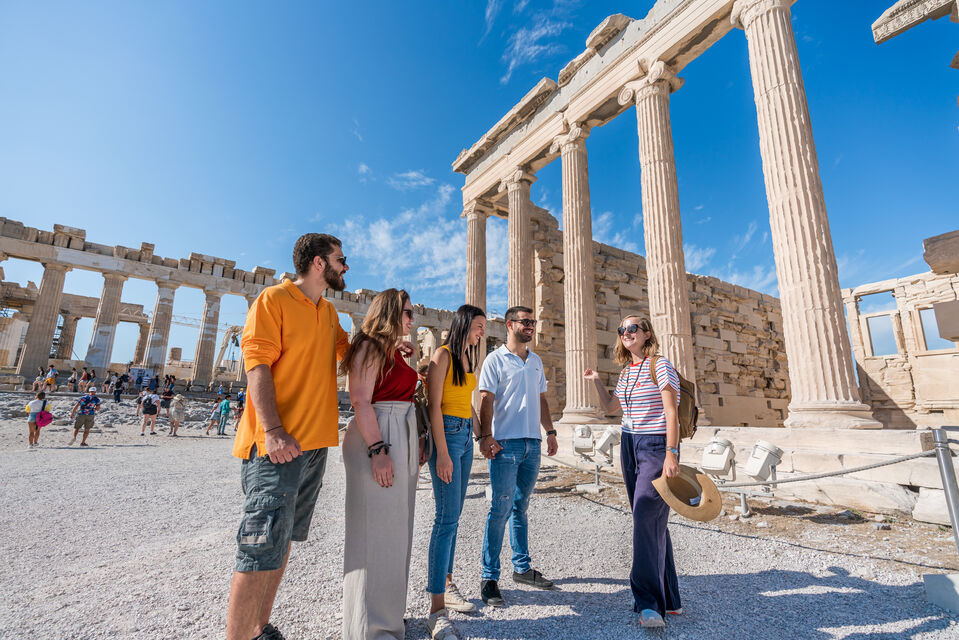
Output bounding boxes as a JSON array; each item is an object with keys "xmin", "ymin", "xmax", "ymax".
[
  {"xmin": 88, "ymin": 369, "xmax": 97, "ymax": 391},
  {"xmin": 44, "ymin": 365, "xmax": 58, "ymax": 392},
  {"xmin": 584, "ymin": 315, "xmax": 682, "ymax": 628},
  {"xmin": 217, "ymin": 394, "xmax": 232, "ymax": 436},
  {"xmin": 69, "ymin": 387, "xmax": 101, "ymax": 447},
  {"xmin": 340, "ymin": 288, "xmax": 421, "ymax": 640},
  {"xmin": 135, "ymin": 371, "xmax": 143, "ymax": 392},
  {"xmin": 160, "ymin": 387, "xmax": 174, "ymax": 417},
  {"xmin": 205, "ymin": 400, "xmax": 221, "ymax": 436},
  {"xmin": 166, "ymin": 375, "xmax": 176, "ymax": 394},
  {"xmin": 140, "ymin": 389, "xmax": 161, "ymax": 436},
  {"xmin": 422, "ymin": 304, "xmax": 486, "ymax": 638},
  {"xmin": 168, "ymin": 394, "xmax": 186, "ymax": 437},
  {"xmin": 147, "ymin": 375, "xmax": 158, "ymax": 392},
  {"xmin": 25, "ymin": 391, "xmax": 49, "ymax": 448},
  {"xmin": 234, "ymin": 389, "xmax": 246, "ymax": 428},
  {"xmin": 68, "ymin": 368, "xmax": 79, "ymax": 393},
  {"xmin": 476, "ymin": 305, "xmax": 558, "ymax": 608},
  {"xmin": 31, "ymin": 368, "xmax": 44, "ymax": 392},
  {"xmin": 113, "ymin": 376, "xmax": 125, "ymax": 403},
  {"xmin": 226, "ymin": 232, "xmax": 349, "ymax": 640},
  {"xmin": 80, "ymin": 367, "xmax": 90, "ymax": 390}
]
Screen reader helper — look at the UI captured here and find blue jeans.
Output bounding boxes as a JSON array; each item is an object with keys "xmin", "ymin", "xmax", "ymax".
[
  {"xmin": 218, "ymin": 413, "xmax": 229, "ymax": 435},
  {"xmin": 481, "ymin": 437, "xmax": 541, "ymax": 581},
  {"xmin": 427, "ymin": 415, "xmax": 474, "ymax": 594}
]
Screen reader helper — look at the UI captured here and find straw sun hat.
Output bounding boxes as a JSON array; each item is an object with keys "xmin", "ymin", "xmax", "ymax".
[{"xmin": 652, "ymin": 464, "xmax": 723, "ymax": 522}]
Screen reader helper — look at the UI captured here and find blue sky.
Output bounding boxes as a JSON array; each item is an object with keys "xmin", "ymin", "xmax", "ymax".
[{"xmin": 0, "ymin": 1, "xmax": 956, "ymax": 364}]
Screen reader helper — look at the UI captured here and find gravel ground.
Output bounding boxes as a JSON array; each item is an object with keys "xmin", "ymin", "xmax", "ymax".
[{"xmin": 2, "ymin": 392, "xmax": 958, "ymax": 639}]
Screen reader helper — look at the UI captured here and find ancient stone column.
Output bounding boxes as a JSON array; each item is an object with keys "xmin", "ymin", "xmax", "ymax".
[
  {"xmin": 133, "ymin": 322, "xmax": 150, "ymax": 365},
  {"xmin": 500, "ymin": 171, "xmax": 536, "ymax": 308},
  {"xmin": 551, "ymin": 124, "xmax": 603, "ymax": 423},
  {"xmin": 85, "ymin": 272, "xmax": 127, "ymax": 371},
  {"xmin": 405, "ymin": 324, "xmax": 420, "ymax": 368},
  {"xmin": 16, "ymin": 263, "xmax": 70, "ymax": 376},
  {"xmin": 464, "ymin": 201, "xmax": 489, "ymax": 312},
  {"xmin": 235, "ymin": 294, "xmax": 257, "ymax": 384},
  {"xmin": 619, "ymin": 61, "xmax": 696, "ymax": 380},
  {"xmin": 192, "ymin": 290, "xmax": 222, "ymax": 388},
  {"xmin": 144, "ymin": 281, "xmax": 178, "ymax": 371},
  {"xmin": 55, "ymin": 314, "xmax": 80, "ymax": 360},
  {"xmin": 733, "ymin": 0, "xmax": 879, "ymax": 428}
]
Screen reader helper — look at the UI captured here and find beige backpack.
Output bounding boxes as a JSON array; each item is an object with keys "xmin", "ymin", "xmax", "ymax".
[{"xmin": 649, "ymin": 355, "xmax": 698, "ymax": 441}]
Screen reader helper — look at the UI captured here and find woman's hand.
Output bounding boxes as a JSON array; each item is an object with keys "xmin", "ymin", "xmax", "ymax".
[
  {"xmin": 436, "ymin": 452, "xmax": 454, "ymax": 484},
  {"xmin": 480, "ymin": 436, "xmax": 502, "ymax": 460},
  {"xmin": 662, "ymin": 452, "xmax": 680, "ymax": 479},
  {"xmin": 372, "ymin": 451, "xmax": 394, "ymax": 487},
  {"xmin": 583, "ymin": 368, "xmax": 599, "ymax": 380},
  {"xmin": 418, "ymin": 439, "xmax": 429, "ymax": 467}
]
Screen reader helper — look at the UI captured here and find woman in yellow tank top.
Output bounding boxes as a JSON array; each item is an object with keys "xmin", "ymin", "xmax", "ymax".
[{"xmin": 424, "ymin": 304, "xmax": 486, "ymax": 637}]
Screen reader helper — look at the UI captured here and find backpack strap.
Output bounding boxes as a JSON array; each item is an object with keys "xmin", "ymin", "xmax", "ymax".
[{"xmin": 648, "ymin": 355, "xmax": 660, "ymax": 389}]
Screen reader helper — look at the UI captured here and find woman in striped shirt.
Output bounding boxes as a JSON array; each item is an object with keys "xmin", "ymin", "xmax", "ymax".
[{"xmin": 584, "ymin": 315, "xmax": 682, "ymax": 628}]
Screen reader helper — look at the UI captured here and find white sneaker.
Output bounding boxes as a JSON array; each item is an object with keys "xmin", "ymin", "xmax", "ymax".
[
  {"xmin": 68, "ymin": 436, "xmax": 76, "ymax": 445},
  {"xmin": 444, "ymin": 581, "xmax": 476, "ymax": 613},
  {"xmin": 426, "ymin": 608, "xmax": 459, "ymax": 640}
]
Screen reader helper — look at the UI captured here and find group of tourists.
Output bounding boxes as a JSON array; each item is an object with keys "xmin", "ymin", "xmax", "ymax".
[
  {"xmin": 24, "ymin": 386, "xmax": 104, "ymax": 447},
  {"xmin": 226, "ymin": 232, "xmax": 685, "ymax": 640}
]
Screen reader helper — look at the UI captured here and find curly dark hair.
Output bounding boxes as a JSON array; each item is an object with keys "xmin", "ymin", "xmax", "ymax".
[{"xmin": 292, "ymin": 233, "xmax": 341, "ymax": 276}]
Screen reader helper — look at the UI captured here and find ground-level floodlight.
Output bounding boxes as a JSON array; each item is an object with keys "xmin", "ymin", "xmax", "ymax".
[
  {"xmin": 744, "ymin": 440, "xmax": 783, "ymax": 482},
  {"xmin": 594, "ymin": 426, "xmax": 621, "ymax": 464},
  {"xmin": 572, "ymin": 426, "xmax": 594, "ymax": 457},
  {"xmin": 700, "ymin": 436, "xmax": 735, "ymax": 479}
]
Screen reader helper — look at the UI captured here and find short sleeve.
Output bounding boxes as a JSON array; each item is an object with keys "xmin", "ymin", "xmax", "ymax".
[
  {"xmin": 614, "ymin": 368, "xmax": 628, "ymax": 402},
  {"xmin": 537, "ymin": 357, "xmax": 547, "ymax": 394},
  {"xmin": 242, "ymin": 289, "xmax": 283, "ymax": 370},
  {"xmin": 478, "ymin": 353, "xmax": 498, "ymax": 394},
  {"xmin": 655, "ymin": 357, "xmax": 680, "ymax": 394}
]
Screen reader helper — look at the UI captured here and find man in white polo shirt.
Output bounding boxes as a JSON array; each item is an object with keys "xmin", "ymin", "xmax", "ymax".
[{"xmin": 476, "ymin": 305, "xmax": 558, "ymax": 607}]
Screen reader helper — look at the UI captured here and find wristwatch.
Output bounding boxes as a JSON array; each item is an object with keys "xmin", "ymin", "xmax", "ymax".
[
  {"xmin": 666, "ymin": 446, "xmax": 679, "ymax": 456},
  {"xmin": 545, "ymin": 429, "xmax": 557, "ymax": 437}
]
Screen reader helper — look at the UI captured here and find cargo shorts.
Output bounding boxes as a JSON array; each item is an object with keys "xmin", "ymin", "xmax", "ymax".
[
  {"xmin": 234, "ymin": 444, "xmax": 329, "ymax": 572},
  {"xmin": 74, "ymin": 414, "xmax": 95, "ymax": 430}
]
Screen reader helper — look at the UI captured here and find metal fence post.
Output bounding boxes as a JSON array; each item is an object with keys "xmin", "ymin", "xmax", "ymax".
[{"xmin": 932, "ymin": 427, "xmax": 959, "ymax": 557}]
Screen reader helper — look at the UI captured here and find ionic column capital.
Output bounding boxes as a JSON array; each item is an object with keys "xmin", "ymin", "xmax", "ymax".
[
  {"xmin": 461, "ymin": 199, "xmax": 494, "ymax": 220},
  {"xmin": 731, "ymin": 0, "xmax": 790, "ymax": 30},
  {"xmin": 498, "ymin": 168, "xmax": 536, "ymax": 194},
  {"xmin": 549, "ymin": 122, "xmax": 591, "ymax": 155},
  {"xmin": 618, "ymin": 60, "xmax": 683, "ymax": 106}
]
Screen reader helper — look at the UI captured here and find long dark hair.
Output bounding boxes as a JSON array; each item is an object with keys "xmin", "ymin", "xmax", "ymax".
[{"xmin": 444, "ymin": 304, "xmax": 486, "ymax": 386}]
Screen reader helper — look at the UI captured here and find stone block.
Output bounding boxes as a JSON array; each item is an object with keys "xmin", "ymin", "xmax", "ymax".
[
  {"xmin": 912, "ymin": 487, "xmax": 951, "ymax": 526},
  {"xmin": 729, "ymin": 341, "xmax": 747, "ymax": 354}
]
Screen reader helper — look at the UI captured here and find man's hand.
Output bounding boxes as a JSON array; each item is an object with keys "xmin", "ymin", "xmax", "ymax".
[
  {"xmin": 480, "ymin": 436, "xmax": 502, "ymax": 460},
  {"xmin": 398, "ymin": 340, "xmax": 415, "ymax": 358},
  {"xmin": 265, "ymin": 427, "xmax": 302, "ymax": 464},
  {"xmin": 546, "ymin": 434, "xmax": 558, "ymax": 456}
]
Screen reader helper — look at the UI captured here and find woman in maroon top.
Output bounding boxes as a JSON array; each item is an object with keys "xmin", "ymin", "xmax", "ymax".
[{"xmin": 340, "ymin": 288, "xmax": 422, "ymax": 640}]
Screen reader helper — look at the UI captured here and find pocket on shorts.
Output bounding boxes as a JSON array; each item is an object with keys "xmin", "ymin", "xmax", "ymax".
[{"xmin": 237, "ymin": 494, "xmax": 286, "ymax": 550}]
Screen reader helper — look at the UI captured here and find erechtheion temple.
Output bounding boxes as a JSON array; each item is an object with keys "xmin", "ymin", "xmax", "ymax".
[{"xmin": 0, "ymin": 0, "xmax": 956, "ymax": 522}]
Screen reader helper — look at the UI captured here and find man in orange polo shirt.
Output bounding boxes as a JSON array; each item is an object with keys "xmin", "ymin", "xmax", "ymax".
[{"xmin": 227, "ymin": 233, "xmax": 350, "ymax": 640}]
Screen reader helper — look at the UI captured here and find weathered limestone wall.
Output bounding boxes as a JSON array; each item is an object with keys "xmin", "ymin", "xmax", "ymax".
[
  {"xmin": 0, "ymin": 315, "xmax": 28, "ymax": 367},
  {"xmin": 530, "ymin": 207, "xmax": 789, "ymax": 425},
  {"xmin": 843, "ymin": 271, "xmax": 959, "ymax": 429}
]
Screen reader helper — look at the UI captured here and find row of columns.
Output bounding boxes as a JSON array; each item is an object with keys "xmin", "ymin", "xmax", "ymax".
[{"xmin": 461, "ymin": 0, "xmax": 879, "ymax": 428}]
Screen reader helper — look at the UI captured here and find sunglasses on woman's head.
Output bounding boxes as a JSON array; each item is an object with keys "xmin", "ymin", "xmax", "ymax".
[{"xmin": 617, "ymin": 323, "xmax": 642, "ymax": 336}]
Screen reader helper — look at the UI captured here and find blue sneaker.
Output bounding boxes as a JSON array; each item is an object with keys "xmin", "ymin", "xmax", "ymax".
[{"xmin": 638, "ymin": 609, "xmax": 665, "ymax": 628}]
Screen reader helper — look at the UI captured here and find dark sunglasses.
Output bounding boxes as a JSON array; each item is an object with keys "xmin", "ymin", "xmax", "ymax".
[
  {"xmin": 514, "ymin": 318, "xmax": 536, "ymax": 328},
  {"xmin": 403, "ymin": 309, "xmax": 414, "ymax": 320},
  {"xmin": 334, "ymin": 256, "xmax": 347, "ymax": 266},
  {"xmin": 617, "ymin": 323, "xmax": 643, "ymax": 336}
]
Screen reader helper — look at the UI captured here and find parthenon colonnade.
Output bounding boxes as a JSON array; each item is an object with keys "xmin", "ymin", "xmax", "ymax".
[{"xmin": 454, "ymin": 0, "xmax": 880, "ymax": 428}]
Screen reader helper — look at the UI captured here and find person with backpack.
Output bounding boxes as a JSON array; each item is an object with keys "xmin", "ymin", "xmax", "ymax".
[
  {"xmin": 422, "ymin": 304, "xmax": 486, "ymax": 639},
  {"xmin": 26, "ymin": 391, "xmax": 51, "ymax": 447},
  {"xmin": 69, "ymin": 387, "xmax": 101, "ymax": 447},
  {"xmin": 68, "ymin": 368, "xmax": 79, "ymax": 393},
  {"xmin": 140, "ymin": 389, "xmax": 161, "ymax": 435},
  {"xmin": 584, "ymin": 315, "xmax": 683, "ymax": 629}
]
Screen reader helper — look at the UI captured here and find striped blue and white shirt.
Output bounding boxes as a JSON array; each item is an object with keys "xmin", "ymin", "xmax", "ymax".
[{"xmin": 614, "ymin": 356, "xmax": 680, "ymax": 435}]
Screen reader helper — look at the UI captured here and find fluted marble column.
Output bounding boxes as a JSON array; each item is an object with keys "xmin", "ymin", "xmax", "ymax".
[
  {"xmin": 192, "ymin": 290, "xmax": 222, "ymax": 388},
  {"xmin": 619, "ymin": 60, "xmax": 696, "ymax": 380},
  {"xmin": 133, "ymin": 322, "xmax": 150, "ymax": 365},
  {"xmin": 500, "ymin": 170, "xmax": 536, "ymax": 308},
  {"xmin": 464, "ymin": 201, "xmax": 490, "ymax": 312},
  {"xmin": 85, "ymin": 272, "xmax": 127, "ymax": 370},
  {"xmin": 16, "ymin": 263, "xmax": 70, "ymax": 376},
  {"xmin": 235, "ymin": 294, "xmax": 257, "ymax": 383},
  {"xmin": 56, "ymin": 314, "xmax": 80, "ymax": 360},
  {"xmin": 733, "ymin": 0, "xmax": 879, "ymax": 428},
  {"xmin": 551, "ymin": 124, "xmax": 603, "ymax": 423},
  {"xmin": 144, "ymin": 281, "xmax": 178, "ymax": 370}
]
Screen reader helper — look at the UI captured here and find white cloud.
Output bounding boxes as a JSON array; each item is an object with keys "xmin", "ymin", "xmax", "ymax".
[
  {"xmin": 499, "ymin": 2, "xmax": 576, "ymax": 84},
  {"xmin": 694, "ymin": 204, "xmax": 704, "ymax": 211},
  {"xmin": 357, "ymin": 163, "xmax": 372, "ymax": 183},
  {"xmin": 483, "ymin": 0, "xmax": 504, "ymax": 38},
  {"xmin": 593, "ymin": 210, "xmax": 641, "ymax": 254},
  {"xmin": 684, "ymin": 244, "xmax": 716, "ymax": 272},
  {"xmin": 387, "ymin": 170, "xmax": 435, "ymax": 191},
  {"xmin": 351, "ymin": 118, "xmax": 363, "ymax": 142},
  {"xmin": 717, "ymin": 263, "xmax": 779, "ymax": 296},
  {"xmin": 697, "ymin": 216, "xmax": 712, "ymax": 225}
]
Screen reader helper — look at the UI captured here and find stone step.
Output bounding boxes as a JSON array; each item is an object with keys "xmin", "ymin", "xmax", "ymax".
[{"xmin": 688, "ymin": 425, "xmax": 933, "ymax": 455}]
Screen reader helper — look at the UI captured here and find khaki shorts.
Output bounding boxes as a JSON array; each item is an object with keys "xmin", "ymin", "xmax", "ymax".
[{"xmin": 74, "ymin": 414, "xmax": 95, "ymax": 430}]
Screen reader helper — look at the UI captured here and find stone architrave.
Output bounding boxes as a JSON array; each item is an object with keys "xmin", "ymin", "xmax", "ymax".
[
  {"xmin": 84, "ymin": 272, "xmax": 127, "ymax": 371},
  {"xmin": 16, "ymin": 263, "xmax": 70, "ymax": 376},
  {"xmin": 499, "ymin": 170, "xmax": 536, "ymax": 309},
  {"xmin": 192, "ymin": 290, "xmax": 222, "ymax": 388},
  {"xmin": 733, "ymin": 0, "xmax": 880, "ymax": 428},
  {"xmin": 56, "ymin": 314, "xmax": 80, "ymax": 360},
  {"xmin": 619, "ymin": 60, "xmax": 696, "ymax": 380},
  {"xmin": 144, "ymin": 281, "xmax": 178, "ymax": 370},
  {"xmin": 133, "ymin": 322, "xmax": 150, "ymax": 365},
  {"xmin": 550, "ymin": 124, "xmax": 603, "ymax": 423}
]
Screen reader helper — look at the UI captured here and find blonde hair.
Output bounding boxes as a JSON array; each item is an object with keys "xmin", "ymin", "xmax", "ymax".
[
  {"xmin": 340, "ymin": 288, "xmax": 410, "ymax": 380},
  {"xmin": 613, "ymin": 315, "xmax": 659, "ymax": 366}
]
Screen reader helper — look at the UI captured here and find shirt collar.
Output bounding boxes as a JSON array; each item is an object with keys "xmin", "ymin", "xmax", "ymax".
[{"xmin": 281, "ymin": 279, "xmax": 328, "ymax": 308}]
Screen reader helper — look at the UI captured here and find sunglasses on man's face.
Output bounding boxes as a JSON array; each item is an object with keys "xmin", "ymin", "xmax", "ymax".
[
  {"xmin": 513, "ymin": 318, "xmax": 536, "ymax": 328},
  {"xmin": 617, "ymin": 323, "xmax": 643, "ymax": 336},
  {"xmin": 333, "ymin": 256, "xmax": 347, "ymax": 266}
]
